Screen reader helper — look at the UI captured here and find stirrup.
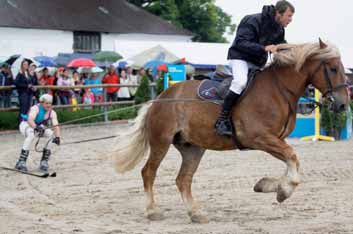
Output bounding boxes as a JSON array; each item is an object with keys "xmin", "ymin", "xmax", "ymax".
[{"xmin": 215, "ymin": 119, "xmax": 233, "ymax": 137}]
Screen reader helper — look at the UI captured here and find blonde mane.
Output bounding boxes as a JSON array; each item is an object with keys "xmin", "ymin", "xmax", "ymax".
[{"xmin": 272, "ymin": 42, "xmax": 341, "ymax": 71}]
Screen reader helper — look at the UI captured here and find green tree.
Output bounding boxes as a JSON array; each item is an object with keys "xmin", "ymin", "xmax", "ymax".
[
  {"xmin": 321, "ymin": 100, "xmax": 348, "ymax": 139},
  {"xmin": 127, "ymin": 0, "xmax": 235, "ymax": 42},
  {"xmin": 134, "ymin": 75, "xmax": 152, "ymax": 104},
  {"xmin": 155, "ymin": 73, "xmax": 166, "ymax": 95}
]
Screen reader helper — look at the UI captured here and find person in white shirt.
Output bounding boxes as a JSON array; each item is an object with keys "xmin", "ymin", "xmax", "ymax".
[
  {"xmin": 126, "ymin": 67, "xmax": 139, "ymax": 98},
  {"xmin": 118, "ymin": 70, "xmax": 131, "ymax": 100},
  {"xmin": 15, "ymin": 94, "xmax": 61, "ymax": 172}
]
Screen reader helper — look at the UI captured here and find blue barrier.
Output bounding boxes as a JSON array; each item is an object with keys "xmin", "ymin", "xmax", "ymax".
[
  {"xmin": 164, "ymin": 64, "xmax": 186, "ymax": 89},
  {"xmin": 289, "ymin": 116, "xmax": 315, "ymax": 137}
]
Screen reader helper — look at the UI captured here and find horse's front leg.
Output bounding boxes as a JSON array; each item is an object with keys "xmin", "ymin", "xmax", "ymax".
[{"xmin": 252, "ymin": 136, "xmax": 300, "ymax": 202}]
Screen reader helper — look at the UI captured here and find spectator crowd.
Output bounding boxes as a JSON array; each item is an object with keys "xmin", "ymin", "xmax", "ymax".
[{"xmin": 0, "ymin": 60, "xmax": 156, "ymax": 121}]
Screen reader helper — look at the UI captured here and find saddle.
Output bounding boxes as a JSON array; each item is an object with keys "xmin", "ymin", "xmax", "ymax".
[{"xmin": 197, "ymin": 65, "xmax": 261, "ymax": 104}]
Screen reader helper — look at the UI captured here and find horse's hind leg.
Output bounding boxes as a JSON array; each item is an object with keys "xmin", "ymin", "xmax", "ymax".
[
  {"xmin": 141, "ymin": 142, "xmax": 170, "ymax": 220},
  {"xmin": 174, "ymin": 142, "xmax": 207, "ymax": 223},
  {"xmin": 253, "ymin": 137, "xmax": 300, "ymax": 203}
]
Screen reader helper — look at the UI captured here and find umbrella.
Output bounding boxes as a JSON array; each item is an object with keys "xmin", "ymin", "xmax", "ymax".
[
  {"xmin": 34, "ymin": 56, "xmax": 57, "ymax": 67},
  {"xmin": 93, "ymin": 51, "xmax": 122, "ymax": 62},
  {"xmin": 157, "ymin": 64, "xmax": 168, "ymax": 72},
  {"xmin": 55, "ymin": 52, "xmax": 94, "ymax": 67},
  {"xmin": 77, "ymin": 66, "xmax": 104, "ymax": 74},
  {"xmin": 67, "ymin": 58, "xmax": 96, "ymax": 68},
  {"xmin": 113, "ymin": 59, "xmax": 134, "ymax": 69},
  {"xmin": 95, "ymin": 61, "xmax": 113, "ymax": 68},
  {"xmin": 4, "ymin": 54, "xmax": 21, "ymax": 65},
  {"xmin": 10, "ymin": 55, "xmax": 38, "ymax": 76}
]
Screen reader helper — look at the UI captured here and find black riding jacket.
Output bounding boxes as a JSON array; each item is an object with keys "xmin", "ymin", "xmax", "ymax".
[{"xmin": 227, "ymin": 5, "xmax": 286, "ymax": 67}]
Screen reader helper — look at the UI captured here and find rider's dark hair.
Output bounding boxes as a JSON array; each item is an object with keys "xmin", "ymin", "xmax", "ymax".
[{"xmin": 275, "ymin": 0, "xmax": 295, "ymax": 14}]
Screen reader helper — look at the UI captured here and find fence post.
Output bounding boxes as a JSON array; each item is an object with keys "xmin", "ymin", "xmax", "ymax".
[
  {"xmin": 103, "ymin": 88, "xmax": 108, "ymax": 122},
  {"xmin": 150, "ymin": 82, "xmax": 156, "ymax": 99}
]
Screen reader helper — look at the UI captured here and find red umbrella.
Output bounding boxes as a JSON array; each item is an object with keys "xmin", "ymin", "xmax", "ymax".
[
  {"xmin": 157, "ymin": 64, "xmax": 168, "ymax": 72},
  {"xmin": 67, "ymin": 58, "xmax": 96, "ymax": 68}
]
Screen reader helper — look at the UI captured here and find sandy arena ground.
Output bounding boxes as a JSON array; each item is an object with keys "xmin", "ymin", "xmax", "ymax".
[{"xmin": 1, "ymin": 123, "xmax": 353, "ymax": 234}]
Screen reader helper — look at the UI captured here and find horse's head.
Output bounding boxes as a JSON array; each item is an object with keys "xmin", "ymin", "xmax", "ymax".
[{"xmin": 308, "ymin": 39, "xmax": 349, "ymax": 112}]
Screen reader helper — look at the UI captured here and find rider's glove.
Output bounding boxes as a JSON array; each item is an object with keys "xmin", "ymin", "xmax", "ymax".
[
  {"xmin": 52, "ymin": 137, "xmax": 60, "ymax": 145},
  {"xmin": 34, "ymin": 125, "xmax": 45, "ymax": 137}
]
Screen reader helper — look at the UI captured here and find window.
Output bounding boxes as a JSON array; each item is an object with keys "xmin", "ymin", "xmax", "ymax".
[{"xmin": 73, "ymin": 31, "xmax": 101, "ymax": 53}]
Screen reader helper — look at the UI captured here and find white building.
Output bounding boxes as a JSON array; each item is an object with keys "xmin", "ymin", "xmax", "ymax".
[{"xmin": 0, "ymin": 0, "xmax": 192, "ymax": 58}]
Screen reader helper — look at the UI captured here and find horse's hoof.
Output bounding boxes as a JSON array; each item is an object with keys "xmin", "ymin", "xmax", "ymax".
[
  {"xmin": 190, "ymin": 213, "xmax": 209, "ymax": 224},
  {"xmin": 276, "ymin": 179, "xmax": 295, "ymax": 203},
  {"xmin": 254, "ymin": 177, "xmax": 279, "ymax": 193},
  {"xmin": 146, "ymin": 210, "xmax": 164, "ymax": 221}
]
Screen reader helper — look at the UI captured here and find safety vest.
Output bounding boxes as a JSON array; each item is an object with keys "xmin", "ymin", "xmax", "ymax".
[{"xmin": 21, "ymin": 104, "xmax": 52, "ymax": 125}]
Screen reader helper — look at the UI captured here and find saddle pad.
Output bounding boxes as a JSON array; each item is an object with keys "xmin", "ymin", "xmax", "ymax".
[
  {"xmin": 197, "ymin": 68, "xmax": 261, "ymax": 105},
  {"xmin": 197, "ymin": 80, "xmax": 223, "ymax": 104}
]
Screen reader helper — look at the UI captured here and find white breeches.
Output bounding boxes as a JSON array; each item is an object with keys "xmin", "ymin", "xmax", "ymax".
[
  {"xmin": 19, "ymin": 122, "xmax": 54, "ymax": 150},
  {"xmin": 229, "ymin": 59, "xmax": 249, "ymax": 94}
]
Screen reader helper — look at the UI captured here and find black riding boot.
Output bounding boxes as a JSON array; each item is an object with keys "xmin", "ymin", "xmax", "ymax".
[
  {"xmin": 39, "ymin": 148, "xmax": 51, "ymax": 172},
  {"xmin": 15, "ymin": 149, "xmax": 29, "ymax": 172},
  {"xmin": 215, "ymin": 90, "xmax": 240, "ymax": 137}
]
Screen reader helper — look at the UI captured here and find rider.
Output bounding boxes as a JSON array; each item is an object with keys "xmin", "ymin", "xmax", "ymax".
[
  {"xmin": 15, "ymin": 94, "xmax": 61, "ymax": 172},
  {"xmin": 215, "ymin": 0, "xmax": 295, "ymax": 137}
]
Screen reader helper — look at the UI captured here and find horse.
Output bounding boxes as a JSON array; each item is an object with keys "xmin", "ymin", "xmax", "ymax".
[{"xmin": 112, "ymin": 39, "xmax": 349, "ymax": 223}]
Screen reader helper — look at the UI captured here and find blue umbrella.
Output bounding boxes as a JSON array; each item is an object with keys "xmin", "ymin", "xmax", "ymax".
[
  {"xmin": 34, "ymin": 56, "xmax": 57, "ymax": 67},
  {"xmin": 112, "ymin": 60, "xmax": 134, "ymax": 69},
  {"xmin": 77, "ymin": 66, "xmax": 104, "ymax": 74},
  {"xmin": 118, "ymin": 61, "xmax": 128, "ymax": 69}
]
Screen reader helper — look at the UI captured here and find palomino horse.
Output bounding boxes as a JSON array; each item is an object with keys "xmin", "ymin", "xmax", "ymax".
[{"xmin": 113, "ymin": 40, "xmax": 349, "ymax": 223}]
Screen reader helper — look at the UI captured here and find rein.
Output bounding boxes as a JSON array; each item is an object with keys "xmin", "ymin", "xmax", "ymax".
[
  {"xmin": 47, "ymin": 99, "xmax": 208, "ymax": 130},
  {"xmin": 271, "ymin": 69, "xmax": 297, "ymax": 138},
  {"xmin": 34, "ymin": 98, "xmax": 209, "ymax": 150}
]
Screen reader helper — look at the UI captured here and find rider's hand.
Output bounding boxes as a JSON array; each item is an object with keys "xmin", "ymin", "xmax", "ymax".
[
  {"xmin": 265, "ymin": 45, "xmax": 278, "ymax": 53},
  {"xmin": 52, "ymin": 137, "xmax": 60, "ymax": 145},
  {"xmin": 34, "ymin": 125, "xmax": 45, "ymax": 137}
]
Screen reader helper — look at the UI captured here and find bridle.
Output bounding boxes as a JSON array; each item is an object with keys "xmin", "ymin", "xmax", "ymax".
[{"xmin": 310, "ymin": 60, "xmax": 348, "ymax": 101}]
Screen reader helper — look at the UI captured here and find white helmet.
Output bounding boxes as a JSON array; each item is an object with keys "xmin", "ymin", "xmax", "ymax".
[{"xmin": 39, "ymin": 94, "xmax": 53, "ymax": 104}]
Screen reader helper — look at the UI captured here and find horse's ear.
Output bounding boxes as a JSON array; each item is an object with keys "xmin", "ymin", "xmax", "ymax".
[{"xmin": 319, "ymin": 38, "xmax": 327, "ymax": 49}]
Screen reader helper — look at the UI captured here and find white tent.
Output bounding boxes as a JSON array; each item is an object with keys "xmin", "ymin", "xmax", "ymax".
[
  {"xmin": 114, "ymin": 40, "xmax": 229, "ymax": 66},
  {"xmin": 128, "ymin": 45, "xmax": 179, "ymax": 67}
]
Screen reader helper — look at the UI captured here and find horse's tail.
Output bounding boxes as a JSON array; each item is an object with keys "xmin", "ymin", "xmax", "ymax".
[{"xmin": 113, "ymin": 103, "xmax": 152, "ymax": 173}]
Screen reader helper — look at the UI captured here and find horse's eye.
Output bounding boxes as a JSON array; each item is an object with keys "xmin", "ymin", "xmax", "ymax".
[{"xmin": 330, "ymin": 67, "xmax": 338, "ymax": 74}]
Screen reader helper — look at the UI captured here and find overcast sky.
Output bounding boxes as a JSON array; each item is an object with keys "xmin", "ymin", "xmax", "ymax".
[{"xmin": 215, "ymin": 0, "xmax": 353, "ymax": 67}]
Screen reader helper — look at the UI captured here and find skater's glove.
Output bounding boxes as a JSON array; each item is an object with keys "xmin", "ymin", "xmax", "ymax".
[
  {"xmin": 34, "ymin": 125, "xmax": 45, "ymax": 137},
  {"xmin": 52, "ymin": 137, "xmax": 60, "ymax": 145}
]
